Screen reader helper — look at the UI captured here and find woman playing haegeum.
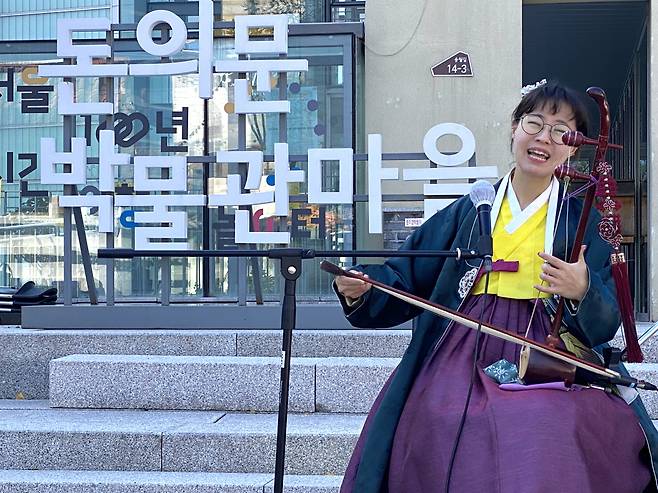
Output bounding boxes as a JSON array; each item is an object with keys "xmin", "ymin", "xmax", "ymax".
[{"xmin": 334, "ymin": 81, "xmax": 658, "ymax": 493}]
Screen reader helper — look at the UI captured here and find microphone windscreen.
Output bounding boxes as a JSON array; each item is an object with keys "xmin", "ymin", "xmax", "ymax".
[{"xmin": 469, "ymin": 180, "xmax": 495, "ymax": 208}]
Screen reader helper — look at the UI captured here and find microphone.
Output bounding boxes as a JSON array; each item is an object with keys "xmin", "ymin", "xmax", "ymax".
[{"xmin": 469, "ymin": 180, "xmax": 496, "ymax": 272}]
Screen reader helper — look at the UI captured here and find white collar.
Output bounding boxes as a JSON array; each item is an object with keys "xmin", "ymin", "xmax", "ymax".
[
  {"xmin": 490, "ymin": 170, "xmax": 560, "ymax": 255},
  {"xmin": 505, "ymin": 179, "xmax": 552, "ymax": 232}
]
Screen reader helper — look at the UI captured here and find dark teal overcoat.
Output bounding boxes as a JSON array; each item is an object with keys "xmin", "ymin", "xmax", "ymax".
[{"xmin": 337, "ymin": 190, "xmax": 658, "ymax": 493}]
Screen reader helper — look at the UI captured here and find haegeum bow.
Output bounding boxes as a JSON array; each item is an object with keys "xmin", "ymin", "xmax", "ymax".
[
  {"xmin": 320, "ymin": 261, "xmax": 655, "ymax": 389},
  {"xmin": 552, "ymin": 87, "xmax": 643, "ymax": 363}
]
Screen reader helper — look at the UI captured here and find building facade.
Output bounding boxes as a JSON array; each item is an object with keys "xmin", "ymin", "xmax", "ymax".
[{"xmin": 0, "ymin": 0, "xmax": 655, "ymax": 320}]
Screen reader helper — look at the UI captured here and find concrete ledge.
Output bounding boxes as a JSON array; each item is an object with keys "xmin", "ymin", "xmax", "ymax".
[
  {"xmin": 0, "ymin": 471, "xmax": 267, "ymax": 493},
  {"xmin": 0, "ymin": 399, "xmax": 51, "ymax": 410},
  {"xmin": 0, "ymin": 407, "xmax": 359, "ymax": 476},
  {"xmin": 0, "ymin": 328, "xmax": 237, "ymax": 400},
  {"xmin": 236, "ymin": 330, "xmax": 411, "ymax": 358},
  {"xmin": 49, "ymin": 354, "xmax": 399, "ymax": 412},
  {"xmin": 22, "ymin": 304, "xmax": 412, "ymax": 330},
  {"xmin": 0, "ymin": 327, "xmax": 410, "ymax": 400},
  {"xmin": 316, "ymin": 357, "xmax": 397, "ymax": 413},
  {"xmin": 0, "ymin": 408, "xmax": 222, "ymax": 471},
  {"xmin": 49, "ymin": 355, "xmax": 316, "ymax": 412},
  {"xmin": 0, "ymin": 471, "xmax": 342, "ymax": 493},
  {"xmin": 263, "ymin": 474, "xmax": 342, "ymax": 493},
  {"xmin": 163, "ymin": 413, "xmax": 364, "ymax": 475}
]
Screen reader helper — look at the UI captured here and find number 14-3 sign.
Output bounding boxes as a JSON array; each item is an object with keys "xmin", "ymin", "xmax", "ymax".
[{"xmin": 431, "ymin": 51, "xmax": 473, "ymax": 77}]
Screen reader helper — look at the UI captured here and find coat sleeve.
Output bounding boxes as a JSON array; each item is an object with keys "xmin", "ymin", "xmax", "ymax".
[
  {"xmin": 561, "ymin": 208, "xmax": 621, "ymax": 348},
  {"xmin": 336, "ymin": 198, "xmax": 469, "ymax": 328}
]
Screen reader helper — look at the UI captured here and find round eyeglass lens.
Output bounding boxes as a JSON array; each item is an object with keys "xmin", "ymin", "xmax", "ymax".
[
  {"xmin": 521, "ymin": 115, "xmax": 544, "ymax": 134},
  {"xmin": 521, "ymin": 115, "xmax": 570, "ymax": 145},
  {"xmin": 549, "ymin": 124, "xmax": 570, "ymax": 145}
]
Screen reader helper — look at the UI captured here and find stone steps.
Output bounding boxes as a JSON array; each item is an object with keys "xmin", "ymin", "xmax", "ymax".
[
  {"xmin": 0, "ymin": 470, "xmax": 342, "ymax": 492},
  {"xmin": 0, "ymin": 327, "xmax": 410, "ymax": 399},
  {"xmin": 0, "ymin": 404, "xmax": 364, "ymax": 476},
  {"xmin": 49, "ymin": 354, "xmax": 397, "ymax": 413},
  {"xmin": 3, "ymin": 321, "xmax": 658, "ymax": 493},
  {"xmin": 0, "ymin": 326, "xmax": 398, "ymax": 491}
]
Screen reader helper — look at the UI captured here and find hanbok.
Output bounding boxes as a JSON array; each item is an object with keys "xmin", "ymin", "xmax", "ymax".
[{"xmin": 338, "ymin": 174, "xmax": 655, "ymax": 493}]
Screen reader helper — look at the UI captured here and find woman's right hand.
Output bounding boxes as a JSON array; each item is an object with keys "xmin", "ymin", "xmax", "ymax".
[{"xmin": 335, "ymin": 270, "xmax": 371, "ymax": 301}]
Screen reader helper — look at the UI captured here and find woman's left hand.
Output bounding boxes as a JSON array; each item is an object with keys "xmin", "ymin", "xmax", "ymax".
[{"xmin": 534, "ymin": 245, "xmax": 589, "ymax": 301}]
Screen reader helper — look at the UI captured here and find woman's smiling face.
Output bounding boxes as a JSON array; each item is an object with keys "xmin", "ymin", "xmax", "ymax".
[{"xmin": 511, "ymin": 103, "xmax": 577, "ymax": 183}]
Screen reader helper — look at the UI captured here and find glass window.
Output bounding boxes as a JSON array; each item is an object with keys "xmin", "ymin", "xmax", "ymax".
[
  {"xmin": 203, "ymin": 36, "xmax": 354, "ymax": 300},
  {"xmin": 0, "ymin": 27, "xmax": 362, "ymax": 302},
  {"xmin": 118, "ymin": 0, "xmax": 326, "ymax": 23},
  {"xmin": 0, "ymin": 1, "xmax": 113, "ymax": 41},
  {"xmin": 331, "ymin": 0, "xmax": 365, "ymax": 22}
]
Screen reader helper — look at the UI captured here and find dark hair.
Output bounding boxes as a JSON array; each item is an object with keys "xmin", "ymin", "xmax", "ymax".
[{"xmin": 512, "ymin": 80, "xmax": 589, "ymax": 136}]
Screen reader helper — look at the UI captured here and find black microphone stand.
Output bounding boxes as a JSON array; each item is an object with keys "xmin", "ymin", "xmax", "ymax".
[{"xmin": 98, "ymin": 246, "xmax": 485, "ymax": 493}]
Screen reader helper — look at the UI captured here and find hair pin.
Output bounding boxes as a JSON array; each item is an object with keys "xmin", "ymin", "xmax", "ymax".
[{"xmin": 520, "ymin": 79, "xmax": 547, "ymax": 97}]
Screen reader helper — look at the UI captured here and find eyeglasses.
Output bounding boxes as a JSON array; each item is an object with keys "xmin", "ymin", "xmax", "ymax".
[{"xmin": 520, "ymin": 114, "xmax": 572, "ymax": 145}]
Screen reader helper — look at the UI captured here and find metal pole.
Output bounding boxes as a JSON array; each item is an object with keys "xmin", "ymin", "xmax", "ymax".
[
  {"xmin": 273, "ymin": 253, "xmax": 301, "ymax": 493},
  {"xmin": 203, "ymin": 98, "xmax": 211, "ymax": 297},
  {"xmin": 97, "ymin": 248, "xmax": 482, "ymax": 260},
  {"xmin": 277, "ymin": 55, "xmax": 288, "ymax": 305},
  {"xmin": 161, "ymin": 258, "xmax": 171, "ymax": 306},
  {"xmin": 72, "ymin": 207, "xmax": 98, "ymax": 304},
  {"xmin": 62, "ymin": 63, "xmax": 98, "ymax": 304},
  {"xmin": 160, "ymin": 26, "xmax": 172, "ymax": 306},
  {"xmin": 62, "ymin": 200, "xmax": 72, "ymax": 304},
  {"xmin": 105, "ymin": 27, "xmax": 115, "ymax": 306},
  {"xmin": 62, "ymin": 66, "xmax": 74, "ymax": 305},
  {"xmin": 237, "ymin": 55, "xmax": 247, "ymax": 306}
]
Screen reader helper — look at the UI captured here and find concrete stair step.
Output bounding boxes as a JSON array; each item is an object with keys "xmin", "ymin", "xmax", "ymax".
[
  {"xmin": 235, "ymin": 330, "xmax": 410, "ymax": 358},
  {"xmin": 0, "ymin": 404, "xmax": 364, "ymax": 475},
  {"xmin": 0, "ymin": 327, "xmax": 410, "ymax": 399},
  {"xmin": 49, "ymin": 354, "xmax": 397, "ymax": 413},
  {"xmin": 0, "ymin": 470, "xmax": 342, "ymax": 492},
  {"xmin": 611, "ymin": 322, "xmax": 657, "ymax": 362},
  {"xmin": 166, "ymin": 413, "xmax": 362, "ymax": 475}
]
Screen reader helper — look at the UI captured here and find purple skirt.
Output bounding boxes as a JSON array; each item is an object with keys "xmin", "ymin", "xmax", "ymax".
[{"xmin": 341, "ymin": 295, "xmax": 651, "ymax": 493}]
